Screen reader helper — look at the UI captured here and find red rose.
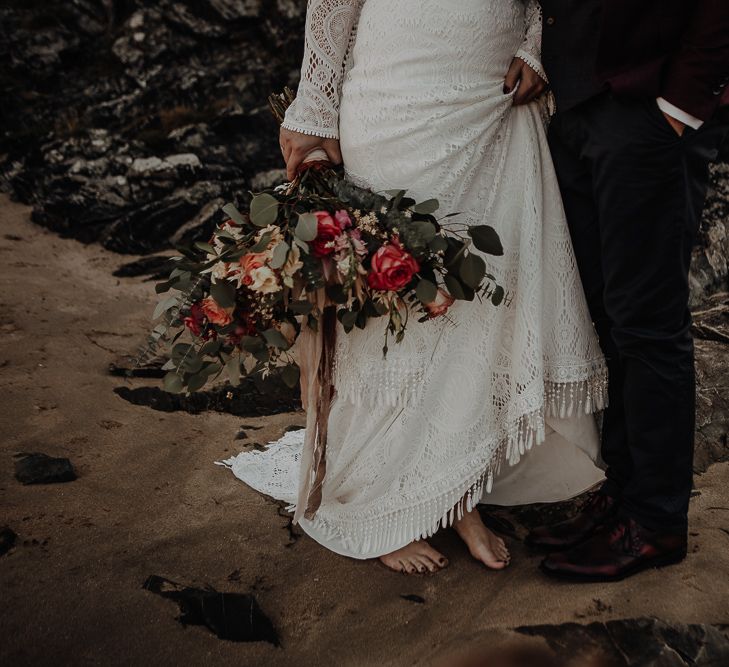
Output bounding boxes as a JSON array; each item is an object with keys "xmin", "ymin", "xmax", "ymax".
[
  {"xmin": 311, "ymin": 211, "xmax": 343, "ymax": 258},
  {"xmin": 183, "ymin": 302, "xmax": 206, "ymax": 336},
  {"xmin": 367, "ymin": 239, "xmax": 420, "ymax": 291}
]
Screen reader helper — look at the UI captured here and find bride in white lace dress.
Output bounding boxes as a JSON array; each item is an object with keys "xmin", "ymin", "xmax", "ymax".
[{"xmin": 218, "ymin": 0, "xmax": 608, "ymax": 573}]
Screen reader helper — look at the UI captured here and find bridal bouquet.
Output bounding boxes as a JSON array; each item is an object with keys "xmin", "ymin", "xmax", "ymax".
[{"xmin": 149, "ymin": 93, "xmax": 506, "ymax": 397}]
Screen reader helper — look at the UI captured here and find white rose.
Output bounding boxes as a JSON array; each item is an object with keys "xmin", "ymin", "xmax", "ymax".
[
  {"xmin": 211, "ymin": 261, "xmax": 230, "ymax": 281},
  {"xmin": 282, "ymin": 244, "xmax": 303, "ymax": 277},
  {"xmin": 249, "ymin": 265, "xmax": 281, "ymax": 294}
]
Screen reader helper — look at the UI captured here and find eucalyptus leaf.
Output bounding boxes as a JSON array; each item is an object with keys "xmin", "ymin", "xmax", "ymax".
[
  {"xmin": 249, "ymin": 231, "xmax": 273, "ymax": 254},
  {"xmin": 163, "ymin": 371, "xmax": 184, "ymax": 394},
  {"xmin": 413, "ymin": 198, "xmax": 439, "ymax": 215},
  {"xmin": 281, "ymin": 364, "xmax": 300, "ymax": 389},
  {"xmin": 222, "ymin": 202, "xmax": 246, "ymax": 226},
  {"xmin": 491, "ymin": 285, "xmax": 505, "ymax": 307},
  {"xmin": 172, "ymin": 342, "xmax": 192, "ymax": 358},
  {"xmin": 270, "ymin": 241, "xmax": 290, "ymax": 270},
  {"xmin": 200, "ymin": 339, "xmax": 222, "ymax": 357},
  {"xmin": 152, "ymin": 296, "xmax": 178, "ymax": 320},
  {"xmin": 263, "ymin": 328, "xmax": 290, "ymax": 350},
  {"xmin": 210, "ymin": 280, "xmax": 236, "ymax": 308},
  {"xmin": 195, "ymin": 241, "xmax": 215, "ymax": 254},
  {"xmin": 180, "ymin": 353, "xmax": 204, "ymax": 374},
  {"xmin": 241, "ymin": 335, "xmax": 265, "ymax": 353},
  {"xmin": 429, "ymin": 236, "xmax": 448, "ymax": 254},
  {"xmin": 459, "ymin": 253, "xmax": 486, "ymax": 289},
  {"xmin": 249, "ymin": 193, "xmax": 279, "ymax": 227},
  {"xmin": 293, "ymin": 236, "xmax": 310, "ymax": 254},
  {"xmin": 155, "ymin": 279, "xmax": 176, "ymax": 294},
  {"xmin": 201, "ymin": 362, "xmax": 222, "ymax": 376},
  {"xmin": 468, "ymin": 225, "xmax": 504, "ymax": 256},
  {"xmin": 295, "ymin": 213, "xmax": 319, "ymax": 242},
  {"xmin": 341, "ymin": 310, "xmax": 358, "ymax": 330},
  {"xmin": 187, "ymin": 370, "xmax": 209, "ymax": 393},
  {"xmin": 415, "ymin": 279, "xmax": 438, "ymax": 304},
  {"xmin": 444, "ymin": 273, "xmax": 466, "ymax": 300}
]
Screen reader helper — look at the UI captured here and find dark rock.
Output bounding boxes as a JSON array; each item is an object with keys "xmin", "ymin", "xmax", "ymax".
[
  {"xmin": 516, "ymin": 618, "xmax": 729, "ymax": 667},
  {"xmin": 108, "ymin": 353, "xmax": 167, "ymax": 378},
  {"xmin": 114, "ymin": 373, "xmax": 300, "ymax": 417},
  {"xmin": 143, "ymin": 574, "xmax": 279, "ymax": 645},
  {"xmin": 234, "ymin": 429, "xmax": 248, "ymax": 440},
  {"xmin": 112, "ymin": 255, "xmax": 175, "ymax": 279},
  {"xmin": 400, "ymin": 594, "xmax": 425, "ymax": 604},
  {"xmin": 691, "ymin": 164, "xmax": 729, "ymax": 308},
  {"xmin": 0, "ymin": 526, "xmax": 17, "ymax": 556},
  {"xmin": 14, "ymin": 453, "xmax": 77, "ymax": 485}
]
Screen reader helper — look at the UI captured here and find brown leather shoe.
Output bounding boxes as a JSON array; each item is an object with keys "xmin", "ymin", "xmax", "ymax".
[
  {"xmin": 525, "ymin": 492, "xmax": 619, "ymax": 552},
  {"xmin": 540, "ymin": 517, "xmax": 687, "ymax": 583}
]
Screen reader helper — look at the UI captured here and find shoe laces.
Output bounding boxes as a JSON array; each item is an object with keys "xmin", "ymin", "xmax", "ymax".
[{"xmin": 608, "ymin": 518, "xmax": 642, "ymax": 555}]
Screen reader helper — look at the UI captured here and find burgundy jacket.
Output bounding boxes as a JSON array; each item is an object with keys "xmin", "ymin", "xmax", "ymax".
[{"xmin": 595, "ymin": 0, "xmax": 729, "ymax": 121}]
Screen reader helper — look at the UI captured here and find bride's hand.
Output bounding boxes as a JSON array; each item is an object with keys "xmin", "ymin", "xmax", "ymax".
[
  {"xmin": 503, "ymin": 57, "xmax": 547, "ymax": 106},
  {"xmin": 279, "ymin": 127, "xmax": 343, "ymax": 180}
]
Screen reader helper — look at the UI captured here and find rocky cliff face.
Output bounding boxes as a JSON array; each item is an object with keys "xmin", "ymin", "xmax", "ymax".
[{"xmin": 0, "ymin": 0, "xmax": 302, "ymax": 253}]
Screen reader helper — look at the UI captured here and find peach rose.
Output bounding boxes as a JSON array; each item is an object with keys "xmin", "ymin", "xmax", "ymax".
[
  {"xmin": 238, "ymin": 252, "xmax": 267, "ymax": 287},
  {"xmin": 424, "ymin": 288, "xmax": 455, "ymax": 318},
  {"xmin": 200, "ymin": 296, "xmax": 232, "ymax": 326}
]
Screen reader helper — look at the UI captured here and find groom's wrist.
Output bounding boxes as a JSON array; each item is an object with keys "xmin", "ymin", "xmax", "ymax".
[{"xmin": 656, "ymin": 97, "xmax": 704, "ymax": 130}]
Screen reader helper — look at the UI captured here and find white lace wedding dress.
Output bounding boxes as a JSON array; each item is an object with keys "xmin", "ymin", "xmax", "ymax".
[{"xmin": 217, "ymin": 0, "xmax": 608, "ymax": 558}]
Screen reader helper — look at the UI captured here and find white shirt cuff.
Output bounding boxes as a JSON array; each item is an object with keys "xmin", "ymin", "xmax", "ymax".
[{"xmin": 656, "ymin": 97, "xmax": 703, "ymax": 130}]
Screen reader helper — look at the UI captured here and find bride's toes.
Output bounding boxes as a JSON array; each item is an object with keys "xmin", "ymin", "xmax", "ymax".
[
  {"xmin": 379, "ymin": 540, "xmax": 448, "ymax": 574},
  {"xmin": 380, "ymin": 541, "xmax": 448, "ymax": 574},
  {"xmin": 415, "ymin": 555, "xmax": 439, "ymax": 573}
]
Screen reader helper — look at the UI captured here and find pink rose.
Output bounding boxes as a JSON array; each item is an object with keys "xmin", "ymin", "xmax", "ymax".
[
  {"xmin": 311, "ymin": 211, "xmax": 343, "ymax": 258},
  {"xmin": 200, "ymin": 296, "xmax": 232, "ymax": 326},
  {"xmin": 424, "ymin": 288, "xmax": 455, "ymax": 318},
  {"xmin": 334, "ymin": 209, "xmax": 352, "ymax": 229},
  {"xmin": 367, "ymin": 239, "xmax": 420, "ymax": 291}
]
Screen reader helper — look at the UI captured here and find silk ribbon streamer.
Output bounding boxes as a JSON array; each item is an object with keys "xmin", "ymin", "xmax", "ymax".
[
  {"xmin": 292, "ymin": 291, "xmax": 337, "ymax": 524},
  {"xmin": 292, "ymin": 148, "xmax": 338, "ymax": 524}
]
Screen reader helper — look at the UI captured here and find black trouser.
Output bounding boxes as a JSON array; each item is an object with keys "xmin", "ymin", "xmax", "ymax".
[{"xmin": 548, "ymin": 92, "xmax": 727, "ymax": 533}]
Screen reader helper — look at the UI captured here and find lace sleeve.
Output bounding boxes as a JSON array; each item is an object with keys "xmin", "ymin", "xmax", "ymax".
[
  {"xmin": 281, "ymin": 0, "xmax": 364, "ymax": 139},
  {"xmin": 514, "ymin": 0, "xmax": 548, "ymax": 83}
]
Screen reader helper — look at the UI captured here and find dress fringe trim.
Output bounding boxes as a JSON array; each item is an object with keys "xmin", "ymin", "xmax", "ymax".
[{"xmin": 294, "ymin": 363, "xmax": 608, "ymax": 559}]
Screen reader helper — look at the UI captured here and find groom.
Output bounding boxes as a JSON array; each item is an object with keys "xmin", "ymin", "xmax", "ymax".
[{"xmin": 527, "ymin": 1, "xmax": 729, "ymax": 581}]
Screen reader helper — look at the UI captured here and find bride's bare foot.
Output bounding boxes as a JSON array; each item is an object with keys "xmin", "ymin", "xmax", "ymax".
[
  {"xmin": 379, "ymin": 540, "xmax": 449, "ymax": 574},
  {"xmin": 454, "ymin": 508, "xmax": 511, "ymax": 570}
]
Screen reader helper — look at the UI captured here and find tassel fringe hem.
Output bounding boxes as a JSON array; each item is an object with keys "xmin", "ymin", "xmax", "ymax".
[{"xmin": 294, "ymin": 367, "xmax": 608, "ymax": 559}]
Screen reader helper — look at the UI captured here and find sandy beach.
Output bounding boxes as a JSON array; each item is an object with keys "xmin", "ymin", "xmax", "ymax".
[{"xmin": 1, "ymin": 193, "xmax": 729, "ymax": 666}]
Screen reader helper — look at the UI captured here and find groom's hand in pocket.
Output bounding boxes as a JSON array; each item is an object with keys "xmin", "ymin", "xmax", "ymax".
[{"xmin": 504, "ymin": 57, "xmax": 547, "ymax": 105}]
